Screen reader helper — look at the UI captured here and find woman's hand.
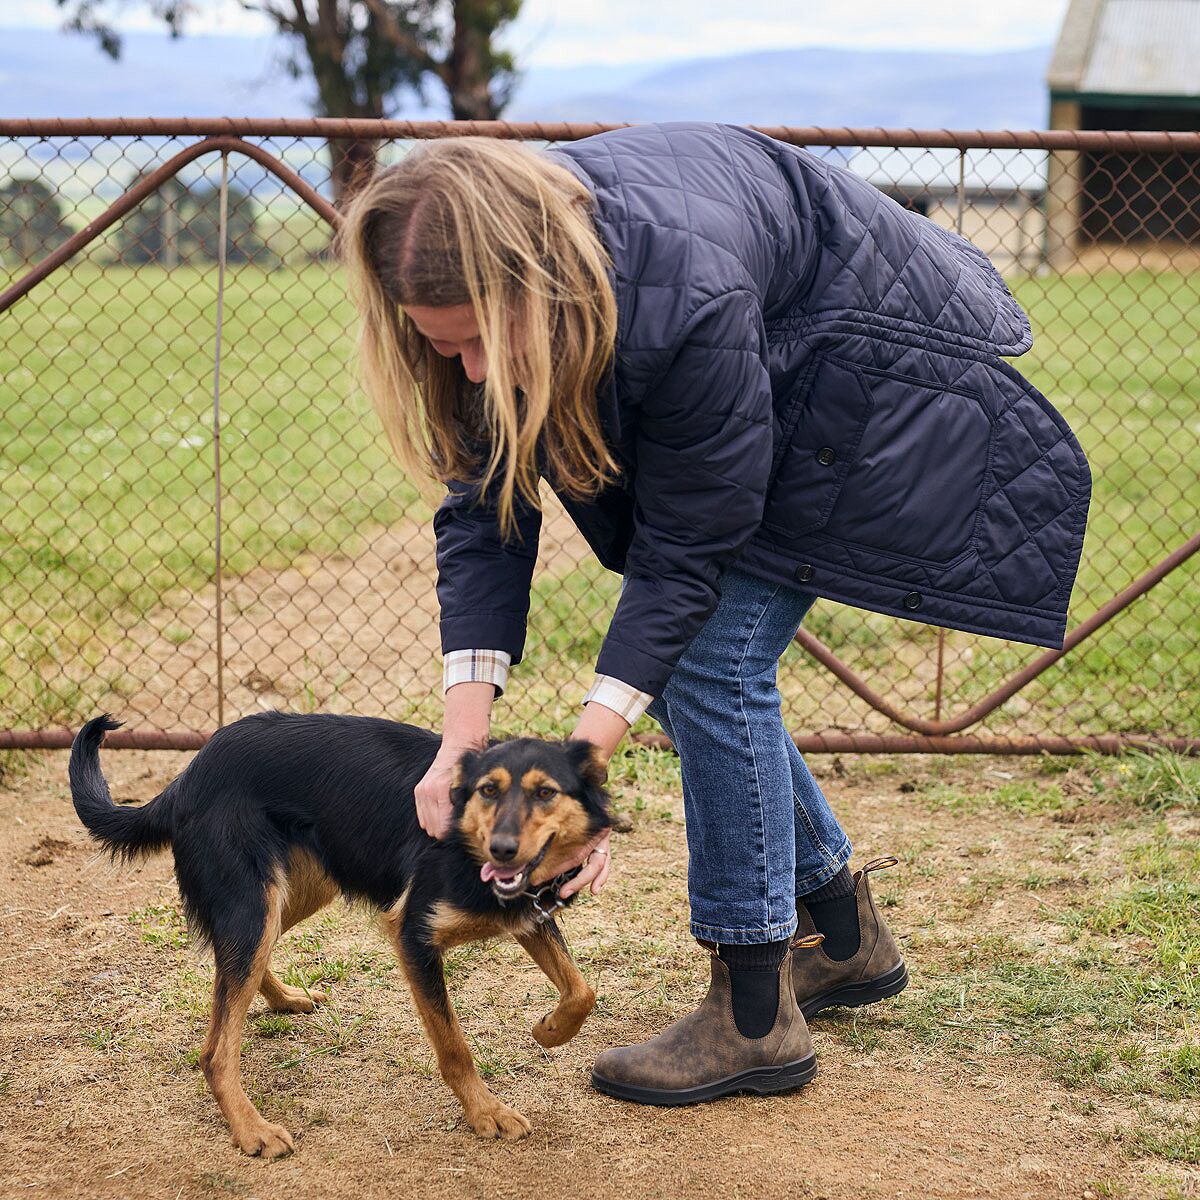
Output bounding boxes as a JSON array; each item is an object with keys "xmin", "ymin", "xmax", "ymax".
[
  {"xmin": 556, "ymin": 828, "xmax": 612, "ymax": 899},
  {"xmin": 414, "ymin": 750, "xmax": 460, "ymax": 840},
  {"xmin": 418, "ymin": 680, "xmax": 495, "ymax": 840},
  {"xmin": 557, "ymin": 698, "xmax": 629, "ymax": 898}
]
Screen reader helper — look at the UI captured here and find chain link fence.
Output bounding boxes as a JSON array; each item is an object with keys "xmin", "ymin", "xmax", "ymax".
[{"xmin": 1, "ymin": 120, "xmax": 1197, "ymax": 753}]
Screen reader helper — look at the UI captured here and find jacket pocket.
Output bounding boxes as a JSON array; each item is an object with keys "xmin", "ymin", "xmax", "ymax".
[
  {"xmin": 761, "ymin": 353, "xmax": 875, "ymax": 539},
  {"xmin": 818, "ymin": 364, "xmax": 994, "ymax": 566},
  {"xmin": 762, "ymin": 356, "xmax": 995, "ymax": 568}
]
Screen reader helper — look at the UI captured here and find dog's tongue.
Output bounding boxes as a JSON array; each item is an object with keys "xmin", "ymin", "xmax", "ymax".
[{"xmin": 480, "ymin": 862, "xmax": 523, "ymax": 883}]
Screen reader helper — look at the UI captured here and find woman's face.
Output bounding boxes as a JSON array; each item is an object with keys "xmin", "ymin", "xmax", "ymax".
[{"xmin": 405, "ymin": 304, "xmax": 488, "ymax": 384}]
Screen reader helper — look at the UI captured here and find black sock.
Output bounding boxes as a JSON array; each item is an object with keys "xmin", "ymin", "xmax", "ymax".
[
  {"xmin": 799, "ymin": 866, "xmax": 860, "ymax": 961},
  {"xmin": 717, "ymin": 939, "xmax": 789, "ymax": 1038},
  {"xmin": 803, "ymin": 865, "xmax": 856, "ymax": 902}
]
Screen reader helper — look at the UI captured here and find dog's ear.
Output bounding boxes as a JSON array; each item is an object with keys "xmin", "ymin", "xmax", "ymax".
[
  {"xmin": 563, "ymin": 739, "xmax": 607, "ymax": 787},
  {"xmin": 449, "ymin": 748, "xmax": 481, "ymax": 807},
  {"xmin": 562, "ymin": 740, "xmax": 613, "ymax": 825}
]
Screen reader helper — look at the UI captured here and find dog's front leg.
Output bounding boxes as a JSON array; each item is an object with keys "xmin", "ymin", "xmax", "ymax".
[
  {"xmin": 388, "ymin": 915, "xmax": 532, "ymax": 1140},
  {"xmin": 517, "ymin": 919, "xmax": 596, "ymax": 1047}
]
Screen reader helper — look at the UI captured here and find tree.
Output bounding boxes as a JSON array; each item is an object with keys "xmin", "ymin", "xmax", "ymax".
[
  {"xmin": 114, "ymin": 170, "xmax": 272, "ymax": 267},
  {"xmin": 0, "ymin": 177, "xmax": 75, "ymax": 266},
  {"xmin": 57, "ymin": 0, "xmax": 522, "ymax": 206}
]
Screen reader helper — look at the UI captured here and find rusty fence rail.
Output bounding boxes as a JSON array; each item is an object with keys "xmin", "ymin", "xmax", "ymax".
[{"xmin": 0, "ymin": 120, "xmax": 1197, "ymax": 754}]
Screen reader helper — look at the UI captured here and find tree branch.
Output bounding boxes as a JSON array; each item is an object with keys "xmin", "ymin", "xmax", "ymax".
[{"xmin": 361, "ymin": 0, "xmax": 445, "ymax": 82}]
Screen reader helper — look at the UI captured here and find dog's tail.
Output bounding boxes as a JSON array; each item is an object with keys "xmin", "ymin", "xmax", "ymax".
[{"xmin": 69, "ymin": 715, "xmax": 175, "ymax": 860}]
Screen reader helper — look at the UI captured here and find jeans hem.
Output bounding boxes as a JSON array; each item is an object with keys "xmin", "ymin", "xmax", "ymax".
[
  {"xmin": 794, "ymin": 837, "xmax": 853, "ymax": 896},
  {"xmin": 690, "ymin": 913, "xmax": 799, "ymax": 945}
]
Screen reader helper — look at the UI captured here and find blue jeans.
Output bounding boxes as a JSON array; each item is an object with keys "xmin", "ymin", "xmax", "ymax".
[{"xmin": 645, "ymin": 566, "xmax": 852, "ymax": 945}]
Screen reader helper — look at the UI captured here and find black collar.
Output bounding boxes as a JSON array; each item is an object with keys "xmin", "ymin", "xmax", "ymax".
[{"xmin": 520, "ymin": 866, "xmax": 584, "ymax": 925}]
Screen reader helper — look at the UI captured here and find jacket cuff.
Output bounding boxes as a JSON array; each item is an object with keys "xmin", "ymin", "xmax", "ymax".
[
  {"xmin": 440, "ymin": 612, "xmax": 529, "ymax": 665},
  {"xmin": 595, "ymin": 636, "xmax": 676, "ymax": 699},
  {"xmin": 582, "ymin": 674, "xmax": 655, "ymax": 724},
  {"xmin": 443, "ymin": 649, "xmax": 511, "ymax": 697}
]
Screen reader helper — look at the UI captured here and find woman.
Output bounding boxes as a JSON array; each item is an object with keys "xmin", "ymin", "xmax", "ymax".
[{"xmin": 340, "ymin": 122, "xmax": 1090, "ymax": 1105}]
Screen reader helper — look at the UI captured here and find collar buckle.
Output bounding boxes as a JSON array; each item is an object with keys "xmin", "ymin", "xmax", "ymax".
[{"xmin": 525, "ymin": 866, "xmax": 583, "ymax": 924}]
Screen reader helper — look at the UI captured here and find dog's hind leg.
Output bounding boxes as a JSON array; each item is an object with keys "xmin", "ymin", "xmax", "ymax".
[
  {"xmin": 199, "ymin": 881, "xmax": 295, "ymax": 1158},
  {"xmin": 383, "ymin": 906, "xmax": 532, "ymax": 1141},
  {"xmin": 260, "ymin": 850, "xmax": 338, "ymax": 1014},
  {"xmin": 517, "ymin": 919, "xmax": 596, "ymax": 1047}
]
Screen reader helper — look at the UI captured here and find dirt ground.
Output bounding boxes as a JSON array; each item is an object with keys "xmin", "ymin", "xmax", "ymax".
[{"xmin": 1, "ymin": 745, "xmax": 1192, "ymax": 1200}]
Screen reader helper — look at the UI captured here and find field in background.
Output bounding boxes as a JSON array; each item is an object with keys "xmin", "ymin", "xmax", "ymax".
[{"xmin": 2, "ymin": 260, "xmax": 1197, "ymax": 739}]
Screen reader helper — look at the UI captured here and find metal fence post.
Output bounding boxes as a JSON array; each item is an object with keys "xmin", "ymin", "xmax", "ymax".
[{"xmin": 212, "ymin": 151, "xmax": 228, "ymax": 729}]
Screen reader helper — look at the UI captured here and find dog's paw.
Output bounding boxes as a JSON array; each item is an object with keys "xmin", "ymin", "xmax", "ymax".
[
  {"xmin": 231, "ymin": 1119, "xmax": 295, "ymax": 1159},
  {"xmin": 532, "ymin": 992, "xmax": 593, "ymax": 1048},
  {"xmin": 532, "ymin": 1009, "xmax": 578, "ymax": 1048},
  {"xmin": 268, "ymin": 985, "xmax": 327, "ymax": 1014},
  {"xmin": 467, "ymin": 1102, "xmax": 532, "ymax": 1141}
]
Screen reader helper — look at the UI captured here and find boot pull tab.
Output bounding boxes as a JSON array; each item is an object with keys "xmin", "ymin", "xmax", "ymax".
[
  {"xmin": 695, "ymin": 938, "xmax": 720, "ymax": 958},
  {"xmin": 861, "ymin": 855, "xmax": 899, "ymax": 875},
  {"xmin": 791, "ymin": 932, "xmax": 825, "ymax": 950}
]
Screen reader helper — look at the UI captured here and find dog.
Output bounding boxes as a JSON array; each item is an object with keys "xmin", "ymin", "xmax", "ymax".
[{"xmin": 68, "ymin": 711, "xmax": 612, "ymax": 1154}]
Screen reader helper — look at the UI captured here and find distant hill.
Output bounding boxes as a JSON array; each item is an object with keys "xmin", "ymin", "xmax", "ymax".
[
  {"xmin": 512, "ymin": 46, "xmax": 1052, "ymax": 129},
  {"xmin": 0, "ymin": 27, "xmax": 1051, "ymax": 129}
]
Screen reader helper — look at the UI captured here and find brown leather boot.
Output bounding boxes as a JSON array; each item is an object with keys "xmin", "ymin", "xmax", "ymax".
[
  {"xmin": 793, "ymin": 856, "xmax": 908, "ymax": 1019},
  {"xmin": 590, "ymin": 938, "xmax": 819, "ymax": 1105}
]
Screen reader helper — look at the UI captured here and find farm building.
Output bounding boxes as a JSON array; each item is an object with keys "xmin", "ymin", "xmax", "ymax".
[
  {"xmin": 848, "ymin": 148, "xmax": 1046, "ymax": 275},
  {"xmin": 1046, "ymin": 0, "xmax": 1200, "ymax": 268}
]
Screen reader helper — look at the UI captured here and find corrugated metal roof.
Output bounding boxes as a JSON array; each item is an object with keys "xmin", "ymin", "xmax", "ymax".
[{"xmin": 1049, "ymin": 0, "xmax": 1200, "ymax": 97}]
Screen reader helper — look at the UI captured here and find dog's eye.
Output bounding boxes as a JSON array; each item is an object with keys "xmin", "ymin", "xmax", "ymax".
[
  {"xmin": 479, "ymin": 782, "xmax": 498, "ymax": 799},
  {"xmin": 534, "ymin": 785, "xmax": 557, "ymax": 802}
]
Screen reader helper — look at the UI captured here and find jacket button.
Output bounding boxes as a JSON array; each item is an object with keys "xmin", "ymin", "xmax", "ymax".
[
  {"xmin": 816, "ymin": 446, "xmax": 837, "ymax": 466},
  {"xmin": 796, "ymin": 564, "xmax": 815, "ymax": 583},
  {"xmin": 903, "ymin": 591, "xmax": 921, "ymax": 610}
]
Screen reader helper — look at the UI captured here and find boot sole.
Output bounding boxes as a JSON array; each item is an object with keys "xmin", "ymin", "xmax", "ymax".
[
  {"xmin": 591, "ymin": 1052, "xmax": 817, "ymax": 1107},
  {"xmin": 800, "ymin": 961, "xmax": 909, "ymax": 1020}
]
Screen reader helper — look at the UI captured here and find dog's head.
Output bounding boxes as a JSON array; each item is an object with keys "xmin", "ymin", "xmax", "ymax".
[{"xmin": 450, "ymin": 739, "xmax": 613, "ymax": 901}]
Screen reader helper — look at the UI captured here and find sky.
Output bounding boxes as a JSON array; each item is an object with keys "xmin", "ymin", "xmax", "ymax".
[{"xmin": 5, "ymin": 0, "xmax": 1073, "ymax": 66}]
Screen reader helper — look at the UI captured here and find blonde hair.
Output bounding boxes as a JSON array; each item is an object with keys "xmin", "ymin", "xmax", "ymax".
[{"xmin": 338, "ymin": 137, "xmax": 619, "ymax": 537}]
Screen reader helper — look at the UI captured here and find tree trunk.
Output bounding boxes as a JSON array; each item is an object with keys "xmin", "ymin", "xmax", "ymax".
[
  {"xmin": 328, "ymin": 136, "xmax": 381, "ymax": 209},
  {"xmin": 445, "ymin": 0, "xmax": 504, "ymax": 120}
]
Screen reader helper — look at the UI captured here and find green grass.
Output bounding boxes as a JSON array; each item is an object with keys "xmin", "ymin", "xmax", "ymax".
[
  {"xmin": 1, "ymin": 262, "xmax": 423, "ymax": 727},
  {"xmin": 1086, "ymin": 749, "xmax": 1200, "ymax": 812},
  {"xmin": 252, "ymin": 1014, "xmax": 296, "ymax": 1038},
  {"xmin": 277, "ymin": 929, "xmax": 393, "ymax": 991},
  {"xmin": 918, "ymin": 777, "xmax": 1071, "ymax": 816},
  {"xmin": 86, "ymin": 1025, "xmax": 130, "ymax": 1053},
  {"xmin": 956, "ymin": 269, "xmax": 1200, "ymax": 734},
  {"xmin": 1, "ymin": 262, "xmax": 1197, "ymax": 737},
  {"xmin": 128, "ymin": 902, "xmax": 189, "ymax": 950},
  {"xmin": 909, "ymin": 748, "xmax": 1198, "ymax": 821}
]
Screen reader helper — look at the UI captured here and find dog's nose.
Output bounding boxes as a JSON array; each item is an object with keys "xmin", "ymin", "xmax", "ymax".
[{"xmin": 489, "ymin": 834, "xmax": 519, "ymax": 862}]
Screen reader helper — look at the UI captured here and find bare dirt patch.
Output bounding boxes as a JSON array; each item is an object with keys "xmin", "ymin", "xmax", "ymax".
[
  {"xmin": 1, "ymin": 748, "xmax": 1190, "ymax": 1200},
  {"xmin": 67, "ymin": 494, "xmax": 587, "ymax": 733},
  {"xmin": 21, "ymin": 836, "xmax": 71, "ymax": 868}
]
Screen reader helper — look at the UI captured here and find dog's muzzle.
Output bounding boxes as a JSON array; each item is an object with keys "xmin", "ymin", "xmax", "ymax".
[{"xmin": 481, "ymin": 832, "xmax": 556, "ymax": 901}]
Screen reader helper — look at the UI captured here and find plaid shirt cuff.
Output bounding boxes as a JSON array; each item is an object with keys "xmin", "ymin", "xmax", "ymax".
[
  {"xmin": 582, "ymin": 674, "xmax": 655, "ymax": 725},
  {"xmin": 443, "ymin": 649, "xmax": 511, "ymax": 696}
]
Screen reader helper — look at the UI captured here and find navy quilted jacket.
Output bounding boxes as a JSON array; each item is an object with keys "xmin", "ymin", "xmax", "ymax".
[{"xmin": 435, "ymin": 122, "xmax": 1092, "ymax": 697}]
